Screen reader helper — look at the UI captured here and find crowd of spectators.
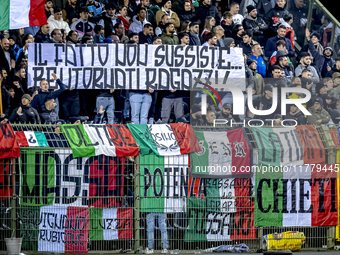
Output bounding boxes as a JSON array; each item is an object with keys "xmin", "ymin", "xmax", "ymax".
[{"xmin": 1, "ymin": 0, "xmax": 340, "ymax": 127}]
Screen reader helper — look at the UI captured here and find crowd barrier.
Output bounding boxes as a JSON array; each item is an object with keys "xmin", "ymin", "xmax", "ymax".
[{"xmin": 0, "ymin": 123, "xmax": 340, "ymax": 253}]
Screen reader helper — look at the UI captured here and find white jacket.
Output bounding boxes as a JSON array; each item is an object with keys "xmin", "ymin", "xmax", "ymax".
[
  {"xmin": 128, "ymin": 15, "xmax": 150, "ymax": 34},
  {"xmin": 47, "ymin": 15, "xmax": 71, "ymax": 34}
]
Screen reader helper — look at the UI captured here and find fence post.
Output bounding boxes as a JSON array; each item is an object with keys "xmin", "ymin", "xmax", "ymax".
[
  {"xmin": 134, "ymin": 156, "xmax": 141, "ymax": 253},
  {"xmin": 258, "ymin": 227, "xmax": 263, "ymax": 251},
  {"xmin": 10, "ymin": 158, "xmax": 16, "ymax": 236},
  {"xmin": 304, "ymin": 0, "xmax": 314, "ymax": 45},
  {"xmin": 328, "ymin": 226, "xmax": 335, "ymax": 248}
]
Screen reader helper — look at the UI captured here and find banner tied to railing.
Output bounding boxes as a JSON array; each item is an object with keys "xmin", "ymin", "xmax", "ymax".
[{"xmin": 61, "ymin": 123, "xmax": 200, "ymax": 158}]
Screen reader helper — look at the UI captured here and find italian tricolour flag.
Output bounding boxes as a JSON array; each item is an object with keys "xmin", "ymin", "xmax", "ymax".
[
  {"xmin": 254, "ymin": 164, "xmax": 338, "ymax": 226},
  {"xmin": 38, "ymin": 206, "xmax": 89, "ymax": 253},
  {"xmin": 15, "ymin": 131, "xmax": 49, "ymax": 147},
  {"xmin": 0, "ymin": 0, "xmax": 47, "ymax": 31},
  {"xmin": 127, "ymin": 124, "xmax": 199, "ymax": 156}
]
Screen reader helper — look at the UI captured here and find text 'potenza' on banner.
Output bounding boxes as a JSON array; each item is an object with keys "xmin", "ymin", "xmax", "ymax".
[{"xmin": 27, "ymin": 43, "xmax": 245, "ymax": 90}]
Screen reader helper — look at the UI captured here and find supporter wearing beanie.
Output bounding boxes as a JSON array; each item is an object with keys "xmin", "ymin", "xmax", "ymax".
[
  {"xmin": 242, "ymin": 4, "xmax": 268, "ymax": 46},
  {"xmin": 8, "ymin": 94, "xmax": 41, "ymax": 124},
  {"xmin": 305, "ymin": 28, "xmax": 335, "ymax": 77},
  {"xmin": 155, "ymin": 0, "xmax": 181, "ymax": 30}
]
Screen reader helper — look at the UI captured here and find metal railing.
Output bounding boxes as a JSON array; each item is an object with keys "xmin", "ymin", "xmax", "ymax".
[{"xmin": 0, "ymin": 124, "xmax": 338, "ymax": 253}]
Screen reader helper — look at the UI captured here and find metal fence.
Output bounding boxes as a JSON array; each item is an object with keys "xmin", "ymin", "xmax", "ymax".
[{"xmin": 0, "ymin": 124, "xmax": 338, "ymax": 253}]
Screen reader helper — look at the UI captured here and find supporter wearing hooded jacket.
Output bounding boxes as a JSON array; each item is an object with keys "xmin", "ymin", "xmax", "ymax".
[
  {"xmin": 88, "ymin": 4, "xmax": 118, "ymax": 38},
  {"xmin": 160, "ymin": 23, "xmax": 179, "ymax": 45},
  {"xmin": 295, "ymin": 52, "xmax": 319, "ymax": 82},
  {"xmin": 306, "ymin": 28, "xmax": 335, "ymax": 78},
  {"xmin": 306, "ymin": 97, "xmax": 331, "ymax": 125},
  {"xmin": 129, "ymin": 6, "xmax": 151, "ymax": 34},
  {"xmin": 47, "ymin": 8, "xmax": 71, "ymax": 35}
]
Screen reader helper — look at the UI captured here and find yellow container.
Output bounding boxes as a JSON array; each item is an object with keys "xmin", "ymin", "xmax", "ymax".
[{"xmin": 263, "ymin": 231, "xmax": 306, "ymax": 251}]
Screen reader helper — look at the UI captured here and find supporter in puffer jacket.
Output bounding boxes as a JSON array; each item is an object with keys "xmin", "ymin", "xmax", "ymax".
[{"xmin": 8, "ymin": 94, "xmax": 40, "ymax": 124}]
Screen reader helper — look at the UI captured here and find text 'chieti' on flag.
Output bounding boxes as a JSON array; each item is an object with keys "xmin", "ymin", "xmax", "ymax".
[{"xmin": 254, "ymin": 164, "xmax": 338, "ymax": 227}]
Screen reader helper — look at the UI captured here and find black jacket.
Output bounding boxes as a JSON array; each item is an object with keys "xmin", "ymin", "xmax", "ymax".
[
  {"xmin": 284, "ymin": 110, "xmax": 307, "ymax": 125},
  {"xmin": 11, "ymin": 82, "xmax": 25, "ymax": 110},
  {"xmin": 307, "ymin": 39, "xmax": 335, "ymax": 77},
  {"xmin": 265, "ymin": 4, "xmax": 289, "ymax": 33},
  {"xmin": 257, "ymin": 0, "xmax": 276, "ymax": 19},
  {"xmin": 65, "ymin": 3, "xmax": 80, "ymax": 25},
  {"xmin": 221, "ymin": 21, "xmax": 234, "ymax": 38},
  {"xmin": 139, "ymin": 32, "xmax": 153, "ymax": 44},
  {"xmin": 253, "ymin": 94, "xmax": 280, "ymax": 119},
  {"xmin": 178, "ymin": 11, "xmax": 198, "ymax": 24},
  {"xmin": 288, "ymin": 1, "xmax": 308, "ymax": 32},
  {"xmin": 34, "ymin": 30, "xmax": 52, "ymax": 43},
  {"xmin": 0, "ymin": 47, "xmax": 16, "ymax": 74},
  {"xmin": 195, "ymin": 2, "xmax": 220, "ymax": 28},
  {"xmin": 240, "ymin": 41, "xmax": 252, "ymax": 57},
  {"xmin": 242, "ymin": 15, "xmax": 268, "ymax": 36},
  {"xmin": 171, "ymin": 0, "xmax": 185, "ymax": 14},
  {"xmin": 1, "ymin": 87, "xmax": 11, "ymax": 118},
  {"xmin": 9, "ymin": 104, "xmax": 40, "ymax": 124},
  {"xmin": 89, "ymin": 14, "xmax": 116, "ymax": 38}
]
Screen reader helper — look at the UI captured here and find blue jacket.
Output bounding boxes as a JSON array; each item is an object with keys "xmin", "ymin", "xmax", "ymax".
[
  {"xmin": 31, "ymin": 79, "xmax": 66, "ymax": 113},
  {"xmin": 264, "ymin": 35, "xmax": 294, "ymax": 58},
  {"xmin": 251, "ymin": 55, "xmax": 266, "ymax": 78}
]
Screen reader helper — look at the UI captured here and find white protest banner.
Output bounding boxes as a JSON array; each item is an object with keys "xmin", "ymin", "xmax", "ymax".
[{"xmin": 28, "ymin": 43, "xmax": 245, "ymax": 90}]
